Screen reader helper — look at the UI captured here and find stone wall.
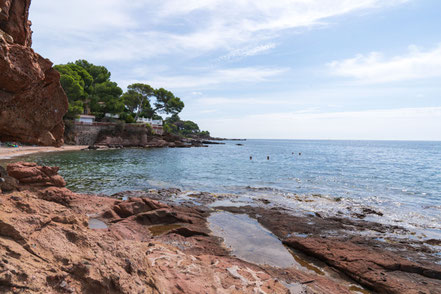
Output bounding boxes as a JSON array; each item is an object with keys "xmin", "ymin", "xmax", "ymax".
[
  {"xmin": 71, "ymin": 123, "xmax": 151, "ymax": 146},
  {"xmin": 71, "ymin": 123, "xmax": 115, "ymax": 146}
]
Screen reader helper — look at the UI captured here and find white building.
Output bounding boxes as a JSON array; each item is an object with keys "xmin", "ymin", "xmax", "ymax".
[
  {"xmin": 136, "ymin": 117, "xmax": 164, "ymax": 135},
  {"xmin": 136, "ymin": 117, "xmax": 163, "ymax": 126},
  {"xmin": 76, "ymin": 115, "xmax": 95, "ymax": 124},
  {"xmin": 105, "ymin": 113, "xmax": 120, "ymax": 119}
]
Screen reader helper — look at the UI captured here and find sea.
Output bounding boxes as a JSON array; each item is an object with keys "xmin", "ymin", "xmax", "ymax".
[{"xmin": 9, "ymin": 139, "xmax": 441, "ymax": 240}]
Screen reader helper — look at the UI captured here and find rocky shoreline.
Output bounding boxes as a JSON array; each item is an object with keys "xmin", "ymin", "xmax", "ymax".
[
  {"xmin": 0, "ymin": 162, "xmax": 440, "ymax": 293},
  {"xmin": 88, "ymin": 133, "xmax": 216, "ymax": 149}
]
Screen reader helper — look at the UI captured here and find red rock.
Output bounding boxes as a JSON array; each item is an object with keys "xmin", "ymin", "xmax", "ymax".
[
  {"xmin": 113, "ymin": 197, "xmax": 166, "ymax": 218},
  {"xmin": 0, "ymin": 0, "xmax": 67, "ymax": 146},
  {"xmin": 134, "ymin": 208, "xmax": 196, "ymax": 226},
  {"xmin": 7, "ymin": 162, "xmax": 66, "ymax": 187},
  {"xmin": 0, "ymin": 168, "xmax": 291, "ymax": 293},
  {"xmin": 38, "ymin": 187, "xmax": 75, "ymax": 206},
  {"xmin": 284, "ymin": 237, "xmax": 441, "ymax": 294}
]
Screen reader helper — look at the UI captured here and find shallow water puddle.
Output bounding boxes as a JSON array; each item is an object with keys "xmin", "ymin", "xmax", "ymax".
[
  {"xmin": 208, "ymin": 211, "xmax": 296, "ymax": 268},
  {"xmin": 208, "ymin": 212, "xmax": 371, "ymax": 293},
  {"xmin": 88, "ymin": 219, "xmax": 108, "ymax": 229}
]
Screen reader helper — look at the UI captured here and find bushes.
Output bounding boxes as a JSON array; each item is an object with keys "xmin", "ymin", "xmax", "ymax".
[
  {"xmin": 119, "ymin": 113, "xmax": 135, "ymax": 123},
  {"xmin": 144, "ymin": 123, "xmax": 153, "ymax": 135}
]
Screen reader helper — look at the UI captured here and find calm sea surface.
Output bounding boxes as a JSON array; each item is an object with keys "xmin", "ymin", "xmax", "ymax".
[{"xmin": 8, "ymin": 140, "xmax": 441, "ymax": 239}]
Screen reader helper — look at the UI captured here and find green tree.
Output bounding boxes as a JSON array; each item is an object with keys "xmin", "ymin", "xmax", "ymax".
[
  {"xmin": 55, "ymin": 60, "xmax": 124, "ymax": 119},
  {"xmin": 122, "ymin": 83, "xmax": 184, "ymax": 121},
  {"xmin": 164, "ymin": 115, "xmax": 209, "ymax": 137},
  {"xmin": 75, "ymin": 60, "xmax": 110, "ymax": 84},
  {"xmin": 74, "ymin": 60, "xmax": 123, "ymax": 117},
  {"xmin": 181, "ymin": 120, "xmax": 200, "ymax": 135},
  {"xmin": 90, "ymin": 81, "xmax": 124, "ymax": 117},
  {"xmin": 65, "ymin": 100, "xmax": 84, "ymax": 120},
  {"xmin": 153, "ymin": 88, "xmax": 185, "ymax": 116},
  {"xmin": 54, "ymin": 64, "xmax": 93, "ymax": 118},
  {"xmin": 122, "ymin": 83, "xmax": 154, "ymax": 121}
]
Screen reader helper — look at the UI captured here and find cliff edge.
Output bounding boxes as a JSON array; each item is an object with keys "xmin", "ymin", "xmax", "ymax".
[{"xmin": 0, "ymin": 0, "xmax": 67, "ymax": 146}]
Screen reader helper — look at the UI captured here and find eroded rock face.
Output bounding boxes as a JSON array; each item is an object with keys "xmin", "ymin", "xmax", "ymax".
[{"xmin": 0, "ymin": 0, "xmax": 67, "ymax": 146}]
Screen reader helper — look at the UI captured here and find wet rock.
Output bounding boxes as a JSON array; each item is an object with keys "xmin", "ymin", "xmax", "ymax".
[
  {"xmin": 425, "ymin": 239, "xmax": 441, "ymax": 246},
  {"xmin": 258, "ymin": 198, "xmax": 271, "ymax": 205},
  {"xmin": 218, "ymin": 205, "xmax": 441, "ymax": 293},
  {"xmin": 361, "ymin": 207, "xmax": 383, "ymax": 216},
  {"xmin": 134, "ymin": 208, "xmax": 194, "ymax": 226},
  {"xmin": 0, "ymin": 0, "xmax": 68, "ymax": 146},
  {"xmin": 284, "ymin": 237, "xmax": 441, "ymax": 294},
  {"xmin": 171, "ymin": 226, "xmax": 210, "ymax": 237}
]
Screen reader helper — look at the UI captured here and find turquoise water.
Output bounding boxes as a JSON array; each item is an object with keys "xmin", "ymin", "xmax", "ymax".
[{"xmin": 8, "ymin": 140, "xmax": 441, "ymax": 239}]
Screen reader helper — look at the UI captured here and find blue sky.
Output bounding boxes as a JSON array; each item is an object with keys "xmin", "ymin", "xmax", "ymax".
[{"xmin": 30, "ymin": 0, "xmax": 441, "ymax": 140}]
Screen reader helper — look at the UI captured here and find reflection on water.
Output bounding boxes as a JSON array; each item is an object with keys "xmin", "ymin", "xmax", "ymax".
[
  {"xmin": 208, "ymin": 211, "xmax": 296, "ymax": 268},
  {"xmin": 88, "ymin": 219, "xmax": 108, "ymax": 229}
]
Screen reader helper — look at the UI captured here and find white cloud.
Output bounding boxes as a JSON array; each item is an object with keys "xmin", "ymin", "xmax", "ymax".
[
  {"xmin": 328, "ymin": 44, "xmax": 441, "ymax": 83},
  {"xmin": 134, "ymin": 67, "xmax": 288, "ymax": 89},
  {"xmin": 198, "ymin": 107, "xmax": 441, "ymax": 140},
  {"xmin": 30, "ymin": 0, "xmax": 143, "ymax": 32},
  {"xmin": 30, "ymin": 0, "xmax": 409, "ymax": 63},
  {"xmin": 217, "ymin": 43, "xmax": 277, "ymax": 62},
  {"xmin": 197, "ymin": 97, "xmax": 302, "ymax": 106},
  {"xmin": 157, "ymin": 0, "xmax": 408, "ymax": 32}
]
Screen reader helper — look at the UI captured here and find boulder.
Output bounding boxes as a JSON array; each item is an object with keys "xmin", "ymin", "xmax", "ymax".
[
  {"xmin": 0, "ymin": 0, "xmax": 67, "ymax": 146},
  {"xmin": 7, "ymin": 162, "xmax": 66, "ymax": 187}
]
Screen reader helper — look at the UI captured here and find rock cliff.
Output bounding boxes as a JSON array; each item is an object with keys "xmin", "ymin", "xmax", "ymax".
[{"xmin": 0, "ymin": 0, "xmax": 67, "ymax": 146}]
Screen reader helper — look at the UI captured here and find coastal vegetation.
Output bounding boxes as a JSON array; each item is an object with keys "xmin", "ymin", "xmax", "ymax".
[{"xmin": 55, "ymin": 60, "xmax": 209, "ymax": 138}]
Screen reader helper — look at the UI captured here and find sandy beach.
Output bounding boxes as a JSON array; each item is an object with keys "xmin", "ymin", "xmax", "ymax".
[{"xmin": 0, "ymin": 145, "xmax": 87, "ymax": 160}]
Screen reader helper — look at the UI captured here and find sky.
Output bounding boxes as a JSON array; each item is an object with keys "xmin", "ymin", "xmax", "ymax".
[{"xmin": 30, "ymin": 0, "xmax": 441, "ymax": 140}]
